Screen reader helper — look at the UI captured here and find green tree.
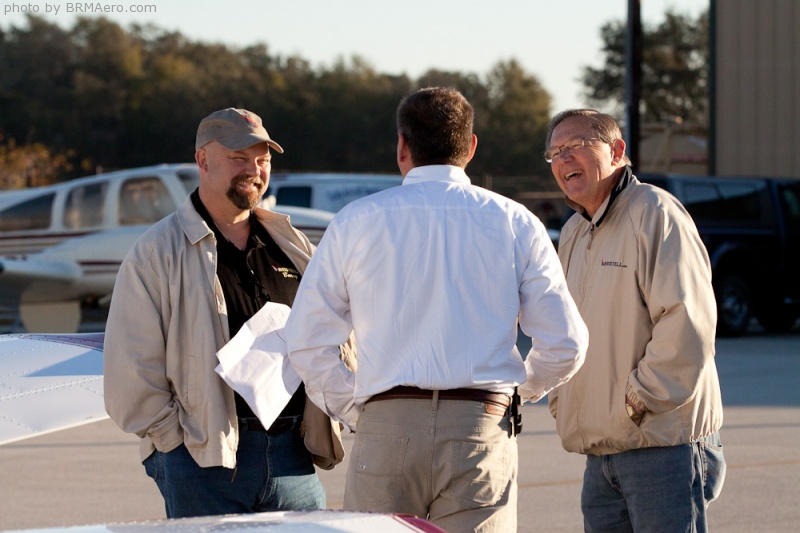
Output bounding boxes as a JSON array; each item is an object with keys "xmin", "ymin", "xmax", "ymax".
[
  {"xmin": 581, "ymin": 10, "xmax": 709, "ymax": 125},
  {"xmin": 0, "ymin": 16, "xmax": 554, "ymax": 183},
  {"xmin": 0, "ymin": 16, "xmax": 75, "ymax": 150},
  {"xmin": 478, "ymin": 60, "xmax": 552, "ymax": 180},
  {"xmin": 68, "ymin": 17, "xmax": 145, "ymax": 167}
]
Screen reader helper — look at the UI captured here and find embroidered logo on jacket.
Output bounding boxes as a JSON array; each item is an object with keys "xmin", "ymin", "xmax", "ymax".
[
  {"xmin": 272, "ymin": 265, "xmax": 300, "ymax": 279},
  {"xmin": 601, "ymin": 259, "xmax": 628, "ymax": 268}
]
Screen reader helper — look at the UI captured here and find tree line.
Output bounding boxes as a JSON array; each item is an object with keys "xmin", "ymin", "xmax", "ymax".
[
  {"xmin": 0, "ymin": 15, "xmax": 554, "ymax": 192},
  {"xmin": 0, "ymin": 10, "xmax": 707, "ymax": 195}
]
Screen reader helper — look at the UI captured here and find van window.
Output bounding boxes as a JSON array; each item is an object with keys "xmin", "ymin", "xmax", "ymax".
[
  {"xmin": 64, "ymin": 182, "xmax": 107, "ymax": 229},
  {"xmin": 276, "ymin": 186, "xmax": 312, "ymax": 208},
  {"xmin": 324, "ymin": 184, "xmax": 396, "ymax": 211},
  {"xmin": 119, "ymin": 177, "xmax": 176, "ymax": 225},
  {"xmin": 0, "ymin": 193, "xmax": 55, "ymax": 231}
]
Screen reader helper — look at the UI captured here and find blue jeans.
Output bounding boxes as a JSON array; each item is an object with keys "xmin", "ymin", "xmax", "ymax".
[
  {"xmin": 582, "ymin": 432, "xmax": 726, "ymax": 533},
  {"xmin": 143, "ymin": 418, "xmax": 326, "ymax": 518}
]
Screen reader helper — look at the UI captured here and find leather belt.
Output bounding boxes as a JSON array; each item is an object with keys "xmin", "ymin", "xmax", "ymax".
[
  {"xmin": 367, "ymin": 386, "xmax": 511, "ymax": 410},
  {"xmin": 238, "ymin": 416, "xmax": 300, "ymax": 434}
]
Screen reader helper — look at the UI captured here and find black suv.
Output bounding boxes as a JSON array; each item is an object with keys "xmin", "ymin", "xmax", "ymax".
[{"xmin": 639, "ymin": 173, "xmax": 800, "ymax": 336}]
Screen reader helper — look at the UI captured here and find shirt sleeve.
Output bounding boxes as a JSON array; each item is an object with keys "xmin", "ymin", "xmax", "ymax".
[
  {"xmin": 285, "ymin": 224, "xmax": 359, "ymax": 431},
  {"xmin": 517, "ymin": 219, "xmax": 588, "ymax": 403}
]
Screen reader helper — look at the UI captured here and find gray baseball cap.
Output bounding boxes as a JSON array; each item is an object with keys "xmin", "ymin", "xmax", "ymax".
[{"xmin": 195, "ymin": 107, "xmax": 284, "ymax": 153}]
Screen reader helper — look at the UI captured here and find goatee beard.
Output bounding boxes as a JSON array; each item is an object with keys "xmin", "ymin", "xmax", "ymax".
[{"xmin": 227, "ymin": 175, "xmax": 265, "ymax": 210}]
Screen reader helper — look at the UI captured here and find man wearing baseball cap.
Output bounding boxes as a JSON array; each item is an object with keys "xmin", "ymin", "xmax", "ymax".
[{"xmin": 105, "ymin": 108, "xmax": 352, "ymax": 518}]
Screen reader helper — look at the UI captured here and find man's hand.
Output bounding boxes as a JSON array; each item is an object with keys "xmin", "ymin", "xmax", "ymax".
[{"xmin": 625, "ymin": 396, "xmax": 645, "ymax": 426}]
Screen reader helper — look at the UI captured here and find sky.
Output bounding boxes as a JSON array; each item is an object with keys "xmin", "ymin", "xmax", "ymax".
[{"xmin": 1, "ymin": 0, "xmax": 707, "ymax": 113}]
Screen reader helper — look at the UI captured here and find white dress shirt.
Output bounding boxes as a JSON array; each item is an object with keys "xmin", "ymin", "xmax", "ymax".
[{"xmin": 285, "ymin": 165, "xmax": 587, "ymax": 430}]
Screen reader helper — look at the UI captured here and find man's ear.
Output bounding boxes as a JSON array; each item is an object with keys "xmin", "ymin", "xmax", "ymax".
[
  {"xmin": 397, "ymin": 134, "xmax": 409, "ymax": 160},
  {"xmin": 397, "ymin": 133, "xmax": 413, "ymax": 176},
  {"xmin": 611, "ymin": 138, "xmax": 627, "ymax": 165},
  {"xmin": 195, "ymin": 148, "xmax": 208, "ymax": 172},
  {"xmin": 466, "ymin": 133, "xmax": 478, "ymax": 162}
]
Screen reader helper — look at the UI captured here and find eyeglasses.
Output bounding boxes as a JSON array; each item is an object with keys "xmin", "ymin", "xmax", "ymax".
[{"xmin": 544, "ymin": 137, "xmax": 601, "ymax": 163}]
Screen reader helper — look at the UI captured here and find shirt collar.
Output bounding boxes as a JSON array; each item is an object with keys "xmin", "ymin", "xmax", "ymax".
[{"xmin": 403, "ymin": 165, "xmax": 471, "ymax": 186}]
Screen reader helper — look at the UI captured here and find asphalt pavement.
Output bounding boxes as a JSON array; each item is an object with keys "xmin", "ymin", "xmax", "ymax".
[{"xmin": 1, "ymin": 330, "xmax": 798, "ymax": 532}]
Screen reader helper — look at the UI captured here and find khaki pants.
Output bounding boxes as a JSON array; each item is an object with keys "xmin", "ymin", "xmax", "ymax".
[{"xmin": 344, "ymin": 392, "xmax": 517, "ymax": 532}]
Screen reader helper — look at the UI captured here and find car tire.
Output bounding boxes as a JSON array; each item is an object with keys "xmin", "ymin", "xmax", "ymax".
[{"xmin": 715, "ymin": 274, "xmax": 751, "ymax": 337}]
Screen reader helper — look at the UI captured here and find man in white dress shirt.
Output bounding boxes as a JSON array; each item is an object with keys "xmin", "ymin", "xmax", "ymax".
[{"xmin": 285, "ymin": 87, "xmax": 588, "ymax": 532}]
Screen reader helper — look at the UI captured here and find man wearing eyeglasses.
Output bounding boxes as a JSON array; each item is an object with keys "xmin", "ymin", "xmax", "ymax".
[
  {"xmin": 544, "ymin": 109, "xmax": 726, "ymax": 532},
  {"xmin": 105, "ymin": 108, "xmax": 350, "ymax": 519}
]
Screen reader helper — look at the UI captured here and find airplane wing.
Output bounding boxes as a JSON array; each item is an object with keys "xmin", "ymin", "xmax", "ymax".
[
  {"xmin": 0, "ymin": 225, "xmax": 146, "ymax": 304},
  {"xmin": 0, "ymin": 257, "xmax": 82, "ymax": 284},
  {"xmin": 0, "ymin": 256, "xmax": 87, "ymax": 333},
  {"xmin": 0, "ymin": 257, "xmax": 83, "ymax": 307},
  {"xmin": 0, "ymin": 333, "xmax": 107, "ymax": 445},
  {"xmin": 0, "ymin": 511, "xmax": 447, "ymax": 532},
  {"xmin": 0, "ymin": 334, "xmax": 450, "ymax": 532},
  {"xmin": 0, "ymin": 226, "xmax": 149, "ymax": 332}
]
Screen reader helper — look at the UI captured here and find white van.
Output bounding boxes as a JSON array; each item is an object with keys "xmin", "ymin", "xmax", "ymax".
[{"xmin": 263, "ymin": 173, "xmax": 402, "ymax": 213}]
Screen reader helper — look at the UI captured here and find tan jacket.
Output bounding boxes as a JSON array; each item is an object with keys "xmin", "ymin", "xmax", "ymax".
[
  {"xmin": 104, "ymin": 196, "xmax": 351, "ymax": 469},
  {"xmin": 549, "ymin": 171, "xmax": 723, "ymax": 455}
]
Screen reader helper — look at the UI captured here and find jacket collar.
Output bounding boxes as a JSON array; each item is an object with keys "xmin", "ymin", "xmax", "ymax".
[
  {"xmin": 179, "ymin": 189, "xmax": 294, "ymax": 246},
  {"xmin": 569, "ymin": 165, "xmax": 633, "ymax": 227}
]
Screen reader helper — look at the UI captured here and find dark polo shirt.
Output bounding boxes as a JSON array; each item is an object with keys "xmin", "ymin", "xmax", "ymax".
[{"xmin": 191, "ymin": 190, "xmax": 305, "ymax": 419}]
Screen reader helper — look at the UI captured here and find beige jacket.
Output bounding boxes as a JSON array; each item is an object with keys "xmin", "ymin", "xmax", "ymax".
[
  {"xmin": 549, "ymin": 171, "xmax": 723, "ymax": 455},
  {"xmin": 104, "ymin": 195, "xmax": 352, "ymax": 469}
]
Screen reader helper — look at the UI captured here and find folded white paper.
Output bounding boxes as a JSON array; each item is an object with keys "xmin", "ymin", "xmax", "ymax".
[{"xmin": 215, "ymin": 302, "xmax": 301, "ymax": 430}]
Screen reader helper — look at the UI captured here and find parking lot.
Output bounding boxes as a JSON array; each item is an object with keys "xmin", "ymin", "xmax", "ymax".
[{"xmin": 1, "ymin": 328, "xmax": 798, "ymax": 532}]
